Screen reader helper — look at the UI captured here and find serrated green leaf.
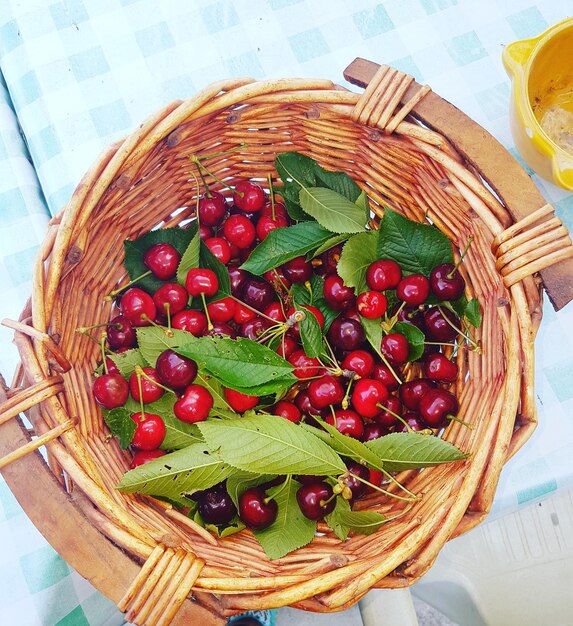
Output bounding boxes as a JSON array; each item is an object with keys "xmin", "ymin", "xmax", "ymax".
[
  {"xmin": 240, "ymin": 222, "xmax": 335, "ymax": 275},
  {"xmin": 194, "ymin": 372, "xmax": 233, "ymax": 413},
  {"xmin": 280, "ymin": 182, "xmax": 309, "ymax": 221},
  {"xmin": 377, "ymin": 209, "xmax": 454, "ymax": 276},
  {"xmin": 324, "ymin": 496, "xmax": 351, "ymax": 541},
  {"xmin": 310, "ymin": 233, "xmax": 350, "ymax": 259},
  {"xmin": 313, "ymin": 165, "xmax": 362, "ymax": 202},
  {"xmin": 301, "ymin": 421, "xmax": 384, "ymax": 471},
  {"xmin": 107, "ymin": 349, "xmax": 145, "ymax": 378},
  {"xmin": 226, "ymin": 471, "xmax": 277, "ymax": 508},
  {"xmin": 275, "ymin": 152, "xmax": 318, "ymax": 188},
  {"xmin": 117, "ymin": 443, "xmax": 234, "ymax": 499},
  {"xmin": 393, "ymin": 321, "xmax": 426, "ymax": 362},
  {"xmin": 253, "ymin": 477, "xmax": 317, "ymax": 560},
  {"xmin": 161, "ymin": 414, "xmax": 203, "ymax": 450},
  {"xmin": 123, "ymin": 227, "xmax": 195, "ymax": 293},
  {"xmin": 365, "ymin": 432, "xmax": 467, "ymax": 472},
  {"xmin": 136, "ymin": 326, "xmax": 198, "ymax": 366},
  {"xmin": 223, "ymin": 378, "xmax": 295, "ymax": 397},
  {"xmin": 360, "ymin": 316, "xmax": 383, "ymax": 358},
  {"xmin": 104, "ymin": 407, "xmax": 136, "ymax": 449},
  {"xmin": 464, "ymin": 298, "xmax": 482, "ymax": 328},
  {"xmin": 291, "ymin": 274, "xmax": 338, "ymax": 333},
  {"xmin": 176, "ymin": 225, "xmax": 201, "ymax": 286},
  {"xmin": 334, "ymin": 509, "xmax": 386, "ymax": 535},
  {"xmin": 296, "ymin": 306, "xmax": 325, "ymax": 359},
  {"xmin": 199, "ymin": 241, "xmax": 231, "ymax": 301},
  {"xmin": 299, "ymin": 187, "xmax": 367, "ymax": 234},
  {"xmin": 337, "ymin": 231, "xmax": 379, "ymax": 295},
  {"xmin": 198, "ymin": 414, "xmax": 346, "ymax": 476},
  {"xmin": 176, "ymin": 336, "xmax": 296, "ymax": 392},
  {"xmin": 354, "ymin": 189, "xmax": 371, "ymax": 224}
]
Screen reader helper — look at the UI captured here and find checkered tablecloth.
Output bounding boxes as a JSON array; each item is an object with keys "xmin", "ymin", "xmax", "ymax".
[{"xmin": 1, "ymin": 1, "xmax": 572, "ymax": 624}]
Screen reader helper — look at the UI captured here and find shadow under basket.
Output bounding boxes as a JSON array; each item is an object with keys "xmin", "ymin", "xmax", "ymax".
[{"xmin": 1, "ymin": 58, "xmax": 573, "ymax": 626}]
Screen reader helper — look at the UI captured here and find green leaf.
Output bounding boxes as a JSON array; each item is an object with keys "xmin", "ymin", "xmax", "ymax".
[
  {"xmin": 325, "ymin": 497, "xmax": 351, "ymax": 541},
  {"xmin": 393, "ymin": 322, "xmax": 426, "ymax": 362},
  {"xmin": 301, "ymin": 421, "xmax": 384, "ymax": 471},
  {"xmin": 365, "ymin": 432, "xmax": 467, "ymax": 472},
  {"xmin": 195, "ymin": 372, "xmax": 233, "ymax": 413},
  {"xmin": 223, "ymin": 378, "xmax": 295, "ymax": 397},
  {"xmin": 354, "ymin": 190, "xmax": 371, "ymax": 224},
  {"xmin": 337, "ymin": 231, "xmax": 379, "ymax": 295},
  {"xmin": 464, "ymin": 298, "xmax": 482, "ymax": 328},
  {"xmin": 176, "ymin": 225, "xmax": 201, "ymax": 286},
  {"xmin": 107, "ymin": 349, "xmax": 145, "ymax": 378},
  {"xmin": 291, "ymin": 274, "xmax": 338, "ymax": 333},
  {"xmin": 299, "ymin": 187, "xmax": 367, "ymax": 234},
  {"xmin": 275, "ymin": 152, "xmax": 318, "ymax": 188},
  {"xmin": 226, "ymin": 471, "xmax": 277, "ymax": 508},
  {"xmin": 296, "ymin": 306, "xmax": 325, "ymax": 359},
  {"xmin": 334, "ymin": 509, "xmax": 386, "ymax": 536},
  {"xmin": 199, "ymin": 241, "xmax": 231, "ymax": 301},
  {"xmin": 280, "ymin": 182, "xmax": 309, "ymax": 222},
  {"xmin": 360, "ymin": 316, "xmax": 383, "ymax": 358},
  {"xmin": 253, "ymin": 477, "xmax": 317, "ymax": 560},
  {"xmin": 136, "ymin": 326, "xmax": 198, "ymax": 367},
  {"xmin": 176, "ymin": 336, "xmax": 296, "ymax": 392},
  {"xmin": 240, "ymin": 222, "xmax": 336, "ymax": 275},
  {"xmin": 104, "ymin": 407, "xmax": 136, "ymax": 449},
  {"xmin": 313, "ymin": 165, "xmax": 362, "ymax": 202},
  {"xmin": 123, "ymin": 227, "xmax": 195, "ymax": 292},
  {"xmin": 310, "ymin": 233, "xmax": 350, "ymax": 259},
  {"xmin": 117, "ymin": 443, "xmax": 234, "ymax": 499},
  {"xmin": 161, "ymin": 415, "xmax": 203, "ymax": 450},
  {"xmin": 198, "ymin": 414, "xmax": 346, "ymax": 476},
  {"xmin": 377, "ymin": 209, "xmax": 454, "ymax": 276}
]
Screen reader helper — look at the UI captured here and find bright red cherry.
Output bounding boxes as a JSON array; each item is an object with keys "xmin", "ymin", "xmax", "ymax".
[
  {"xmin": 204, "ymin": 237, "xmax": 231, "ymax": 265},
  {"xmin": 323, "ymin": 275, "xmax": 356, "ymax": 310},
  {"xmin": 430, "ymin": 263, "xmax": 465, "ymax": 301},
  {"xmin": 366, "ymin": 259, "xmax": 402, "ymax": 291},
  {"xmin": 106, "ymin": 315, "xmax": 137, "ymax": 351},
  {"xmin": 130, "ymin": 412, "xmax": 166, "ymax": 450},
  {"xmin": 372, "ymin": 363, "xmax": 400, "ymax": 391},
  {"xmin": 224, "ymin": 388, "xmax": 259, "ymax": 413},
  {"xmin": 155, "ymin": 349, "xmax": 197, "ymax": 391},
  {"xmin": 233, "ymin": 302, "xmax": 257, "ymax": 325},
  {"xmin": 198, "ymin": 191, "xmax": 227, "ymax": 226},
  {"xmin": 381, "ymin": 333, "xmax": 410, "ymax": 365},
  {"xmin": 282, "ymin": 256, "xmax": 312, "ymax": 283},
  {"xmin": 143, "ymin": 243, "xmax": 181, "ymax": 281},
  {"xmin": 130, "ymin": 449, "xmax": 166, "ymax": 468},
  {"xmin": 297, "ymin": 482, "xmax": 336, "ymax": 520},
  {"xmin": 276, "ymin": 335, "xmax": 299, "ymax": 359},
  {"xmin": 174, "ymin": 384, "xmax": 214, "ymax": 423},
  {"xmin": 206, "ymin": 297, "xmax": 236, "ymax": 323},
  {"xmin": 288, "ymin": 350, "xmax": 325, "ymax": 380},
  {"xmin": 287, "ymin": 305, "xmax": 324, "ymax": 337},
  {"xmin": 342, "ymin": 350, "xmax": 375, "ymax": 378},
  {"xmin": 256, "ymin": 214, "xmax": 288, "ymax": 241},
  {"xmin": 351, "ymin": 378, "xmax": 389, "ymax": 419},
  {"xmin": 129, "ymin": 367, "xmax": 164, "ymax": 404},
  {"xmin": 120, "ymin": 288, "xmax": 157, "ymax": 327},
  {"xmin": 172, "ymin": 309, "xmax": 208, "ymax": 336},
  {"xmin": 397, "ymin": 274, "xmax": 430, "ymax": 306},
  {"xmin": 273, "ymin": 400, "xmax": 301, "ymax": 422},
  {"xmin": 233, "ymin": 181, "xmax": 266, "ymax": 212},
  {"xmin": 264, "ymin": 301, "xmax": 286, "ymax": 322},
  {"xmin": 223, "ymin": 214, "xmax": 256, "ymax": 249},
  {"xmin": 326, "ymin": 409, "xmax": 364, "ymax": 439},
  {"xmin": 153, "ymin": 283, "xmax": 189, "ymax": 318},
  {"xmin": 93, "ymin": 373, "xmax": 129, "ymax": 409},
  {"xmin": 261, "ymin": 200, "xmax": 288, "ymax": 219},
  {"xmin": 399, "ymin": 378, "xmax": 436, "ymax": 410},
  {"xmin": 308, "ymin": 375, "xmax": 344, "ymax": 410},
  {"xmin": 418, "ymin": 388, "xmax": 459, "ymax": 429},
  {"xmin": 424, "ymin": 353, "xmax": 459, "ymax": 383},
  {"xmin": 239, "ymin": 487, "xmax": 278, "ymax": 529},
  {"xmin": 185, "ymin": 268, "xmax": 219, "ymax": 297},
  {"xmin": 357, "ymin": 290, "xmax": 388, "ymax": 319},
  {"xmin": 105, "ymin": 357, "xmax": 119, "ymax": 375}
]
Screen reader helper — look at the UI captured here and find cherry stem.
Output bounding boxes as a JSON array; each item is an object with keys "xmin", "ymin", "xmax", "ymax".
[
  {"xmin": 106, "ymin": 271, "xmax": 152, "ymax": 301},
  {"xmin": 200, "ymin": 293, "xmax": 213, "ymax": 331},
  {"xmin": 141, "ymin": 314, "xmax": 174, "ymax": 338},
  {"xmin": 100, "ymin": 332, "xmax": 109, "ymax": 374},
  {"xmin": 77, "ymin": 322, "xmax": 118, "ymax": 334},
  {"xmin": 135, "ymin": 367, "xmax": 145, "ymax": 418},
  {"xmin": 191, "ymin": 155, "xmax": 235, "ymax": 194},
  {"xmin": 341, "ymin": 377, "xmax": 354, "ymax": 410},
  {"xmin": 383, "ymin": 301, "xmax": 407, "ymax": 333},
  {"xmin": 342, "ymin": 471, "xmax": 416, "ymax": 502},
  {"xmin": 194, "ymin": 143, "xmax": 247, "ymax": 162},
  {"xmin": 265, "ymin": 475, "xmax": 290, "ymax": 504},
  {"xmin": 165, "ymin": 302, "xmax": 172, "ymax": 334},
  {"xmin": 447, "ymin": 414, "xmax": 474, "ymax": 429},
  {"xmin": 188, "ymin": 169, "xmax": 204, "ymax": 213},
  {"xmin": 230, "ymin": 296, "xmax": 279, "ymax": 324},
  {"xmin": 448, "ymin": 236, "xmax": 474, "ymax": 278},
  {"xmin": 376, "ymin": 403, "xmax": 413, "ymax": 433},
  {"xmin": 437, "ymin": 305, "xmax": 481, "ymax": 352},
  {"xmin": 320, "ymin": 491, "xmax": 339, "ymax": 508},
  {"xmin": 267, "ymin": 173, "xmax": 275, "ymax": 220},
  {"xmin": 378, "ymin": 466, "xmax": 417, "ymax": 498},
  {"xmin": 134, "ymin": 365, "xmax": 176, "ymax": 395}
]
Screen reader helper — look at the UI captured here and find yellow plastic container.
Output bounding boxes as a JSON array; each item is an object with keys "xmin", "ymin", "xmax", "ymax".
[{"xmin": 503, "ymin": 17, "xmax": 573, "ymax": 190}]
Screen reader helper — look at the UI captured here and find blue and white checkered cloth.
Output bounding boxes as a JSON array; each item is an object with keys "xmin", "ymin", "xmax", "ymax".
[{"xmin": 1, "ymin": 1, "xmax": 573, "ymax": 624}]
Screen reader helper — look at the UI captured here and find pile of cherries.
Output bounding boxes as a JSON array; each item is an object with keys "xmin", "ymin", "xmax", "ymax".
[{"xmin": 91, "ymin": 178, "xmax": 468, "ymax": 532}]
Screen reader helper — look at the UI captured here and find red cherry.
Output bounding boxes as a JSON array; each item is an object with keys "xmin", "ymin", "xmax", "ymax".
[
  {"xmin": 196, "ymin": 484, "xmax": 237, "ymax": 524},
  {"xmin": 357, "ymin": 290, "xmax": 388, "ymax": 319},
  {"xmin": 296, "ymin": 482, "xmax": 336, "ymax": 520},
  {"xmin": 172, "ymin": 309, "xmax": 208, "ymax": 336},
  {"xmin": 208, "ymin": 322, "xmax": 237, "ymax": 338},
  {"xmin": 153, "ymin": 283, "xmax": 189, "ymax": 318},
  {"xmin": 198, "ymin": 192, "xmax": 227, "ymax": 226},
  {"xmin": 239, "ymin": 487, "xmax": 278, "ymax": 529},
  {"xmin": 261, "ymin": 200, "xmax": 287, "ymax": 219},
  {"xmin": 223, "ymin": 214, "xmax": 256, "ymax": 249},
  {"xmin": 424, "ymin": 353, "xmax": 459, "ymax": 383},
  {"xmin": 276, "ymin": 335, "xmax": 299, "ymax": 359},
  {"xmin": 397, "ymin": 412, "xmax": 426, "ymax": 432},
  {"xmin": 397, "ymin": 274, "xmax": 430, "ymax": 306},
  {"xmin": 344, "ymin": 462, "xmax": 370, "ymax": 499},
  {"xmin": 288, "ymin": 350, "xmax": 325, "ymax": 380},
  {"xmin": 93, "ymin": 373, "xmax": 129, "ymax": 409},
  {"xmin": 374, "ymin": 394, "xmax": 402, "ymax": 427},
  {"xmin": 256, "ymin": 214, "xmax": 288, "ymax": 241},
  {"xmin": 185, "ymin": 268, "xmax": 219, "ymax": 297},
  {"xmin": 327, "ymin": 317, "xmax": 365, "ymax": 352},
  {"xmin": 233, "ymin": 181, "xmax": 266, "ymax": 212},
  {"xmin": 239, "ymin": 316, "xmax": 272, "ymax": 340},
  {"xmin": 204, "ymin": 237, "xmax": 231, "ymax": 264},
  {"xmin": 368, "ymin": 468, "xmax": 384, "ymax": 488},
  {"xmin": 399, "ymin": 378, "xmax": 436, "ymax": 410},
  {"xmin": 224, "ymin": 388, "xmax": 259, "ymax": 413},
  {"xmin": 381, "ymin": 333, "xmax": 410, "ymax": 365},
  {"xmin": 130, "ymin": 412, "xmax": 166, "ymax": 450},
  {"xmin": 430, "ymin": 263, "xmax": 465, "ymax": 301},
  {"xmin": 120, "ymin": 288, "xmax": 157, "ymax": 327},
  {"xmin": 342, "ymin": 350, "xmax": 375, "ymax": 378},
  {"xmin": 263, "ymin": 301, "xmax": 286, "ymax": 322},
  {"xmin": 130, "ymin": 449, "xmax": 166, "ymax": 468},
  {"xmin": 174, "ymin": 384, "xmax": 214, "ymax": 423},
  {"xmin": 241, "ymin": 278, "xmax": 274, "ymax": 311},
  {"xmin": 418, "ymin": 388, "xmax": 459, "ymax": 429},
  {"xmin": 233, "ymin": 302, "xmax": 257, "ymax": 325},
  {"xmin": 198, "ymin": 224, "xmax": 213, "ymax": 240},
  {"xmin": 351, "ymin": 378, "xmax": 389, "ymax": 419},
  {"xmin": 320, "ymin": 245, "xmax": 343, "ymax": 275},
  {"xmin": 308, "ymin": 375, "xmax": 344, "ymax": 410},
  {"xmin": 105, "ymin": 357, "xmax": 119, "ymax": 375},
  {"xmin": 361, "ymin": 423, "xmax": 388, "ymax": 441},
  {"xmin": 262, "ymin": 267, "xmax": 291, "ymax": 289},
  {"xmin": 423, "ymin": 307, "xmax": 459, "ymax": 342},
  {"xmin": 326, "ymin": 409, "xmax": 364, "ymax": 439},
  {"xmin": 206, "ymin": 297, "xmax": 236, "ymax": 323},
  {"xmin": 282, "ymin": 256, "xmax": 312, "ymax": 283},
  {"xmin": 372, "ymin": 363, "xmax": 400, "ymax": 391},
  {"xmin": 129, "ymin": 368, "xmax": 164, "ymax": 404},
  {"xmin": 273, "ymin": 400, "xmax": 301, "ymax": 422},
  {"xmin": 155, "ymin": 349, "xmax": 197, "ymax": 391},
  {"xmin": 323, "ymin": 275, "xmax": 356, "ymax": 310},
  {"xmin": 366, "ymin": 259, "xmax": 402, "ymax": 291},
  {"xmin": 287, "ymin": 305, "xmax": 325, "ymax": 337},
  {"xmin": 228, "ymin": 265, "xmax": 248, "ymax": 297},
  {"xmin": 106, "ymin": 315, "xmax": 137, "ymax": 351},
  {"xmin": 143, "ymin": 243, "xmax": 180, "ymax": 281}
]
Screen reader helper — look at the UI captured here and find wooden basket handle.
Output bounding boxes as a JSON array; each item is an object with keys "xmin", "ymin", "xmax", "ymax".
[{"xmin": 344, "ymin": 57, "xmax": 573, "ymax": 311}]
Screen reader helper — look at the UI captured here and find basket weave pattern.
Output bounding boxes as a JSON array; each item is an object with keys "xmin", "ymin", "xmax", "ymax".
[{"xmin": 1, "ymin": 65, "xmax": 572, "ymax": 624}]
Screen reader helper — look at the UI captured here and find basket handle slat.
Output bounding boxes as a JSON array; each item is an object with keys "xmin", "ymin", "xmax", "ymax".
[{"xmin": 344, "ymin": 57, "xmax": 573, "ymax": 311}]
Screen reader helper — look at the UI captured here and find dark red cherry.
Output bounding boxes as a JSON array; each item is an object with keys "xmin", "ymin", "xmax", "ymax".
[
  {"xmin": 155, "ymin": 349, "xmax": 197, "ymax": 391},
  {"xmin": 261, "ymin": 200, "xmax": 288, "ymax": 219},
  {"xmin": 143, "ymin": 243, "xmax": 180, "ymax": 281},
  {"xmin": 223, "ymin": 214, "xmax": 256, "ymax": 249},
  {"xmin": 129, "ymin": 367, "xmax": 164, "ymax": 404},
  {"xmin": 241, "ymin": 278, "xmax": 274, "ymax": 311},
  {"xmin": 320, "ymin": 245, "xmax": 343, "ymax": 275},
  {"xmin": 263, "ymin": 267, "xmax": 291, "ymax": 290},
  {"xmin": 120, "ymin": 288, "xmax": 156, "ymax": 327},
  {"xmin": 198, "ymin": 224, "xmax": 213, "ymax": 240},
  {"xmin": 397, "ymin": 412, "xmax": 425, "ymax": 432},
  {"xmin": 105, "ymin": 357, "xmax": 119, "ymax": 375},
  {"xmin": 206, "ymin": 297, "xmax": 236, "ymax": 323},
  {"xmin": 430, "ymin": 263, "xmax": 465, "ymax": 301},
  {"xmin": 326, "ymin": 409, "xmax": 364, "ymax": 439},
  {"xmin": 323, "ymin": 275, "xmax": 356, "ymax": 310},
  {"xmin": 361, "ymin": 423, "xmax": 388, "ymax": 441},
  {"xmin": 273, "ymin": 400, "xmax": 301, "ymax": 423},
  {"xmin": 204, "ymin": 237, "xmax": 231, "ymax": 265},
  {"xmin": 294, "ymin": 390, "xmax": 320, "ymax": 417},
  {"xmin": 327, "ymin": 317, "xmax": 365, "ymax": 352},
  {"xmin": 198, "ymin": 191, "xmax": 227, "ymax": 226},
  {"xmin": 171, "ymin": 309, "xmax": 208, "ymax": 336},
  {"xmin": 308, "ymin": 375, "xmax": 344, "ymax": 410},
  {"xmin": 296, "ymin": 482, "xmax": 336, "ymax": 520},
  {"xmin": 418, "ymin": 388, "xmax": 459, "ymax": 429},
  {"xmin": 263, "ymin": 301, "xmax": 286, "ymax": 322},
  {"xmin": 372, "ymin": 363, "xmax": 400, "ymax": 391},
  {"xmin": 185, "ymin": 268, "xmax": 219, "ymax": 297},
  {"xmin": 397, "ymin": 274, "xmax": 430, "ymax": 306},
  {"xmin": 399, "ymin": 378, "xmax": 436, "ymax": 410},
  {"xmin": 344, "ymin": 462, "xmax": 370, "ymax": 499},
  {"xmin": 106, "ymin": 315, "xmax": 137, "ymax": 351},
  {"xmin": 130, "ymin": 449, "xmax": 166, "ymax": 468},
  {"xmin": 282, "ymin": 256, "xmax": 312, "ymax": 283},
  {"xmin": 366, "ymin": 259, "xmax": 402, "ymax": 291},
  {"xmin": 239, "ymin": 487, "xmax": 278, "ymax": 529},
  {"xmin": 93, "ymin": 373, "xmax": 129, "ymax": 409},
  {"xmin": 130, "ymin": 412, "xmax": 166, "ymax": 450},
  {"xmin": 197, "ymin": 485, "xmax": 237, "ymax": 525},
  {"xmin": 209, "ymin": 322, "xmax": 237, "ymax": 338},
  {"xmin": 228, "ymin": 265, "xmax": 248, "ymax": 297},
  {"xmin": 153, "ymin": 283, "xmax": 189, "ymax": 318},
  {"xmin": 224, "ymin": 388, "xmax": 259, "ymax": 413},
  {"xmin": 174, "ymin": 384, "xmax": 213, "ymax": 423},
  {"xmin": 233, "ymin": 181, "xmax": 266, "ymax": 212},
  {"xmin": 374, "ymin": 394, "xmax": 402, "ymax": 427},
  {"xmin": 357, "ymin": 291, "xmax": 388, "ymax": 319},
  {"xmin": 239, "ymin": 316, "xmax": 272, "ymax": 341},
  {"xmin": 381, "ymin": 333, "xmax": 410, "ymax": 365},
  {"xmin": 423, "ymin": 307, "xmax": 459, "ymax": 342},
  {"xmin": 351, "ymin": 379, "xmax": 389, "ymax": 419},
  {"xmin": 342, "ymin": 350, "xmax": 375, "ymax": 378},
  {"xmin": 276, "ymin": 335, "xmax": 298, "ymax": 359},
  {"xmin": 424, "ymin": 353, "xmax": 459, "ymax": 383}
]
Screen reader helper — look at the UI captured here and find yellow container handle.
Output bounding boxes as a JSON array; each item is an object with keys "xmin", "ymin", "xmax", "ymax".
[
  {"xmin": 502, "ymin": 36, "xmax": 542, "ymax": 77},
  {"xmin": 554, "ymin": 154, "xmax": 573, "ymax": 191}
]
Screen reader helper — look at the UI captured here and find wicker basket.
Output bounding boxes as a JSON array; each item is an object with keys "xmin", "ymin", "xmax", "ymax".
[{"xmin": 2, "ymin": 58, "xmax": 573, "ymax": 626}]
